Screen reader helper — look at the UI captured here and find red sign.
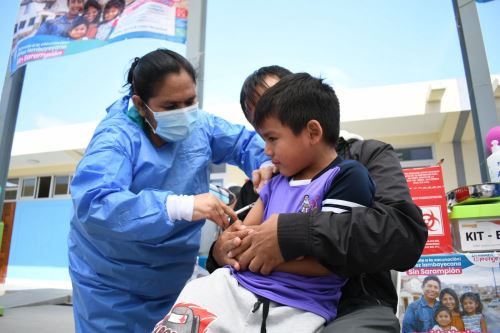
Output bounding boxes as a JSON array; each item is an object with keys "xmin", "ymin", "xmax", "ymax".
[{"xmin": 403, "ymin": 166, "xmax": 453, "ymax": 254}]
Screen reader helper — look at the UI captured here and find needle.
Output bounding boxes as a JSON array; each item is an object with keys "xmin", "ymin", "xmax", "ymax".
[{"xmin": 234, "ymin": 202, "xmax": 255, "ymax": 215}]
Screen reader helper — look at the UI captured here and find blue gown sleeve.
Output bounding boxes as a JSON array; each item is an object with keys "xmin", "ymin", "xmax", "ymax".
[
  {"xmin": 71, "ymin": 127, "xmax": 174, "ymax": 242},
  {"xmin": 207, "ymin": 113, "xmax": 269, "ymax": 177}
]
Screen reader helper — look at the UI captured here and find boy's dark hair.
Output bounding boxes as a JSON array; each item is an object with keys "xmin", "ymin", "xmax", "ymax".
[
  {"xmin": 439, "ymin": 288, "xmax": 461, "ymax": 312},
  {"xmin": 422, "ymin": 275, "xmax": 441, "ymax": 288},
  {"xmin": 105, "ymin": 0, "xmax": 125, "ymax": 12},
  {"xmin": 460, "ymin": 292, "xmax": 483, "ymax": 314},
  {"xmin": 84, "ymin": 0, "xmax": 102, "ymax": 24},
  {"xmin": 253, "ymin": 72, "xmax": 340, "ymax": 147},
  {"xmin": 434, "ymin": 306, "xmax": 452, "ymax": 321},
  {"xmin": 126, "ymin": 49, "xmax": 196, "ymax": 103},
  {"xmin": 240, "ymin": 65, "xmax": 292, "ymax": 118}
]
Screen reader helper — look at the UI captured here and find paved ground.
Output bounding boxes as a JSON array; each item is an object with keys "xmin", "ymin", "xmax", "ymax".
[
  {"xmin": 0, "ymin": 304, "xmax": 75, "ymax": 332},
  {"xmin": 0, "ymin": 289, "xmax": 74, "ymax": 332}
]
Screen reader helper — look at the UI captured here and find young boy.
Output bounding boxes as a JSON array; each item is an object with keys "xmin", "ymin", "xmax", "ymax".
[{"xmin": 153, "ymin": 73, "xmax": 375, "ymax": 333}]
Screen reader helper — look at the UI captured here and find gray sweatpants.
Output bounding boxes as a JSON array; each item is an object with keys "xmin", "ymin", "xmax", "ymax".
[
  {"xmin": 153, "ymin": 268, "xmax": 325, "ymax": 333},
  {"xmin": 322, "ymin": 304, "xmax": 400, "ymax": 333}
]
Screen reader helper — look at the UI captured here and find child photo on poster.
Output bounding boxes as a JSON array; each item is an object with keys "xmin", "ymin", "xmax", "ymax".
[{"xmin": 398, "ymin": 253, "xmax": 499, "ymax": 333}]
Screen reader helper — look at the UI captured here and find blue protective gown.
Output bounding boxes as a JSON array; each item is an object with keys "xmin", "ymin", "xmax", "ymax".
[{"xmin": 68, "ymin": 95, "xmax": 268, "ymax": 332}]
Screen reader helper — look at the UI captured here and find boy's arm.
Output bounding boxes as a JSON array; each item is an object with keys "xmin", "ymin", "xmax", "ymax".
[{"xmin": 242, "ymin": 199, "xmax": 264, "ymax": 226}]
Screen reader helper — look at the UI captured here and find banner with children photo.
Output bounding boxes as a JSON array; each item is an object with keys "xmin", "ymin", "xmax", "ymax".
[
  {"xmin": 398, "ymin": 252, "xmax": 500, "ymax": 333},
  {"xmin": 9, "ymin": 0, "xmax": 188, "ymax": 74}
]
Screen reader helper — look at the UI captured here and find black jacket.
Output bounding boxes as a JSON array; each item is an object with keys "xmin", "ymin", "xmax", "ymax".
[
  {"xmin": 207, "ymin": 138, "xmax": 427, "ymax": 315},
  {"xmin": 278, "ymin": 138, "xmax": 427, "ymax": 314}
]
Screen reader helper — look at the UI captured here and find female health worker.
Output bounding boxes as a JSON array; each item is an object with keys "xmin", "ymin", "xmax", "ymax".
[{"xmin": 68, "ymin": 49, "xmax": 269, "ymax": 332}]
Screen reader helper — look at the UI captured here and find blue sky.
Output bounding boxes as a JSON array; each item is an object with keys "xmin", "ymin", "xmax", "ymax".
[{"xmin": 0, "ymin": 0, "xmax": 499, "ymax": 131}]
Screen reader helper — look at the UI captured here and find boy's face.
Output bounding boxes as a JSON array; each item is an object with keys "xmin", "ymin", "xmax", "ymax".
[
  {"xmin": 258, "ymin": 117, "xmax": 314, "ymax": 179},
  {"xmin": 68, "ymin": 0, "xmax": 84, "ymax": 17},
  {"xmin": 84, "ymin": 6, "xmax": 100, "ymax": 23},
  {"xmin": 104, "ymin": 6, "xmax": 121, "ymax": 21},
  {"xmin": 69, "ymin": 24, "xmax": 88, "ymax": 39}
]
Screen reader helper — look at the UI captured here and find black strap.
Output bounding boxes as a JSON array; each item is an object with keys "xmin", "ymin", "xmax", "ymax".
[{"xmin": 252, "ymin": 295, "xmax": 270, "ymax": 333}]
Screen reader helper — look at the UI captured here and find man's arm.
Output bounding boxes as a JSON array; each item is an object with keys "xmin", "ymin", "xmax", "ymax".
[{"xmin": 279, "ymin": 140, "xmax": 426, "ymax": 275}]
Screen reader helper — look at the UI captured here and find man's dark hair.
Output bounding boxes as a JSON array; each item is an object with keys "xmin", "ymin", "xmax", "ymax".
[
  {"xmin": 422, "ymin": 275, "xmax": 441, "ymax": 288},
  {"xmin": 240, "ymin": 65, "xmax": 292, "ymax": 119},
  {"xmin": 253, "ymin": 72, "xmax": 340, "ymax": 147}
]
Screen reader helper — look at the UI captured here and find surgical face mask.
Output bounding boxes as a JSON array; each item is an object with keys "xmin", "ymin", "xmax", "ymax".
[{"xmin": 144, "ymin": 103, "xmax": 199, "ymax": 142}]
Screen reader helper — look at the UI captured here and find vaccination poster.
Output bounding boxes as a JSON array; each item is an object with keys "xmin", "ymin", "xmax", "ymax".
[
  {"xmin": 9, "ymin": 0, "xmax": 188, "ymax": 74},
  {"xmin": 398, "ymin": 253, "xmax": 500, "ymax": 333},
  {"xmin": 404, "ymin": 166, "xmax": 454, "ymax": 254}
]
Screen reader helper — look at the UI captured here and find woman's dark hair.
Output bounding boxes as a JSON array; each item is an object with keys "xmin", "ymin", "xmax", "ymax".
[
  {"xmin": 439, "ymin": 288, "xmax": 461, "ymax": 312},
  {"xmin": 460, "ymin": 292, "xmax": 483, "ymax": 314},
  {"xmin": 126, "ymin": 49, "xmax": 196, "ymax": 103},
  {"xmin": 240, "ymin": 65, "xmax": 292, "ymax": 118},
  {"xmin": 254, "ymin": 72, "xmax": 340, "ymax": 147},
  {"xmin": 422, "ymin": 275, "xmax": 441, "ymax": 288},
  {"xmin": 84, "ymin": 0, "xmax": 102, "ymax": 24}
]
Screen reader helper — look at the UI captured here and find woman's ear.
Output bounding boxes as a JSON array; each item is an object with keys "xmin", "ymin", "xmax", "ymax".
[
  {"xmin": 306, "ymin": 120, "xmax": 323, "ymax": 144},
  {"xmin": 132, "ymin": 95, "xmax": 146, "ymax": 117}
]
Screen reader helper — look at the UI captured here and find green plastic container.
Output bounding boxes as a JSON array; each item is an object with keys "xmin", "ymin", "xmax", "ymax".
[{"xmin": 449, "ymin": 203, "xmax": 500, "ymax": 252}]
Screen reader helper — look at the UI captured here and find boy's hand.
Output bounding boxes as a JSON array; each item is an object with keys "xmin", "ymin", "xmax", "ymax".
[
  {"xmin": 193, "ymin": 193, "xmax": 237, "ymax": 229},
  {"xmin": 233, "ymin": 214, "xmax": 284, "ymax": 275},
  {"xmin": 212, "ymin": 220, "xmax": 253, "ymax": 270}
]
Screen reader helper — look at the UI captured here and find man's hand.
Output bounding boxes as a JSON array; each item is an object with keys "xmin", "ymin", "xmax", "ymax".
[
  {"xmin": 252, "ymin": 164, "xmax": 278, "ymax": 193},
  {"xmin": 212, "ymin": 220, "xmax": 253, "ymax": 270},
  {"xmin": 233, "ymin": 214, "xmax": 284, "ymax": 275}
]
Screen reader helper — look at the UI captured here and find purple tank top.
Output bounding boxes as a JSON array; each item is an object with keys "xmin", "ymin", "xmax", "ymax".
[{"xmin": 231, "ymin": 166, "xmax": 347, "ymax": 322}]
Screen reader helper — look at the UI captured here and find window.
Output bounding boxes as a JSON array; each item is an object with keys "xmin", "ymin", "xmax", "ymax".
[
  {"xmin": 5, "ymin": 178, "xmax": 20, "ymax": 201},
  {"xmin": 13, "ymin": 174, "xmax": 73, "ymax": 200},
  {"xmin": 28, "ymin": 17, "xmax": 36, "ymax": 26},
  {"xmin": 37, "ymin": 176, "xmax": 52, "ymax": 198},
  {"xmin": 395, "ymin": 146, "xmax": 435, "ymax": 168},
  {"xmin": 14, "ymin": 24, "xmax": 18, "ymax": 34},
  {"xmin": 21, "ymin": 178, "xmax": 36, "ymax": 198},
  {"xmin": 19, "ymin": 20, "xmax": 26, "ymax": 29},
  {"xmin": 53, "ymin": 175, "xmax": 71, "ymax": 196}
]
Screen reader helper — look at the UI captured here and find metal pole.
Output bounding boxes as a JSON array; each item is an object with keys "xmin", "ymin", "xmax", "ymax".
[
  {"xmin": 452, "ymin": 0, "xmax": 500, "ymax": 182},
  {"xmin": 0, "ymin": 66, "xmax": 26, "ymax": 218},
  {"xmin": 186, "ymin": 0, "xmax": 207, "ymax": 109}
]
